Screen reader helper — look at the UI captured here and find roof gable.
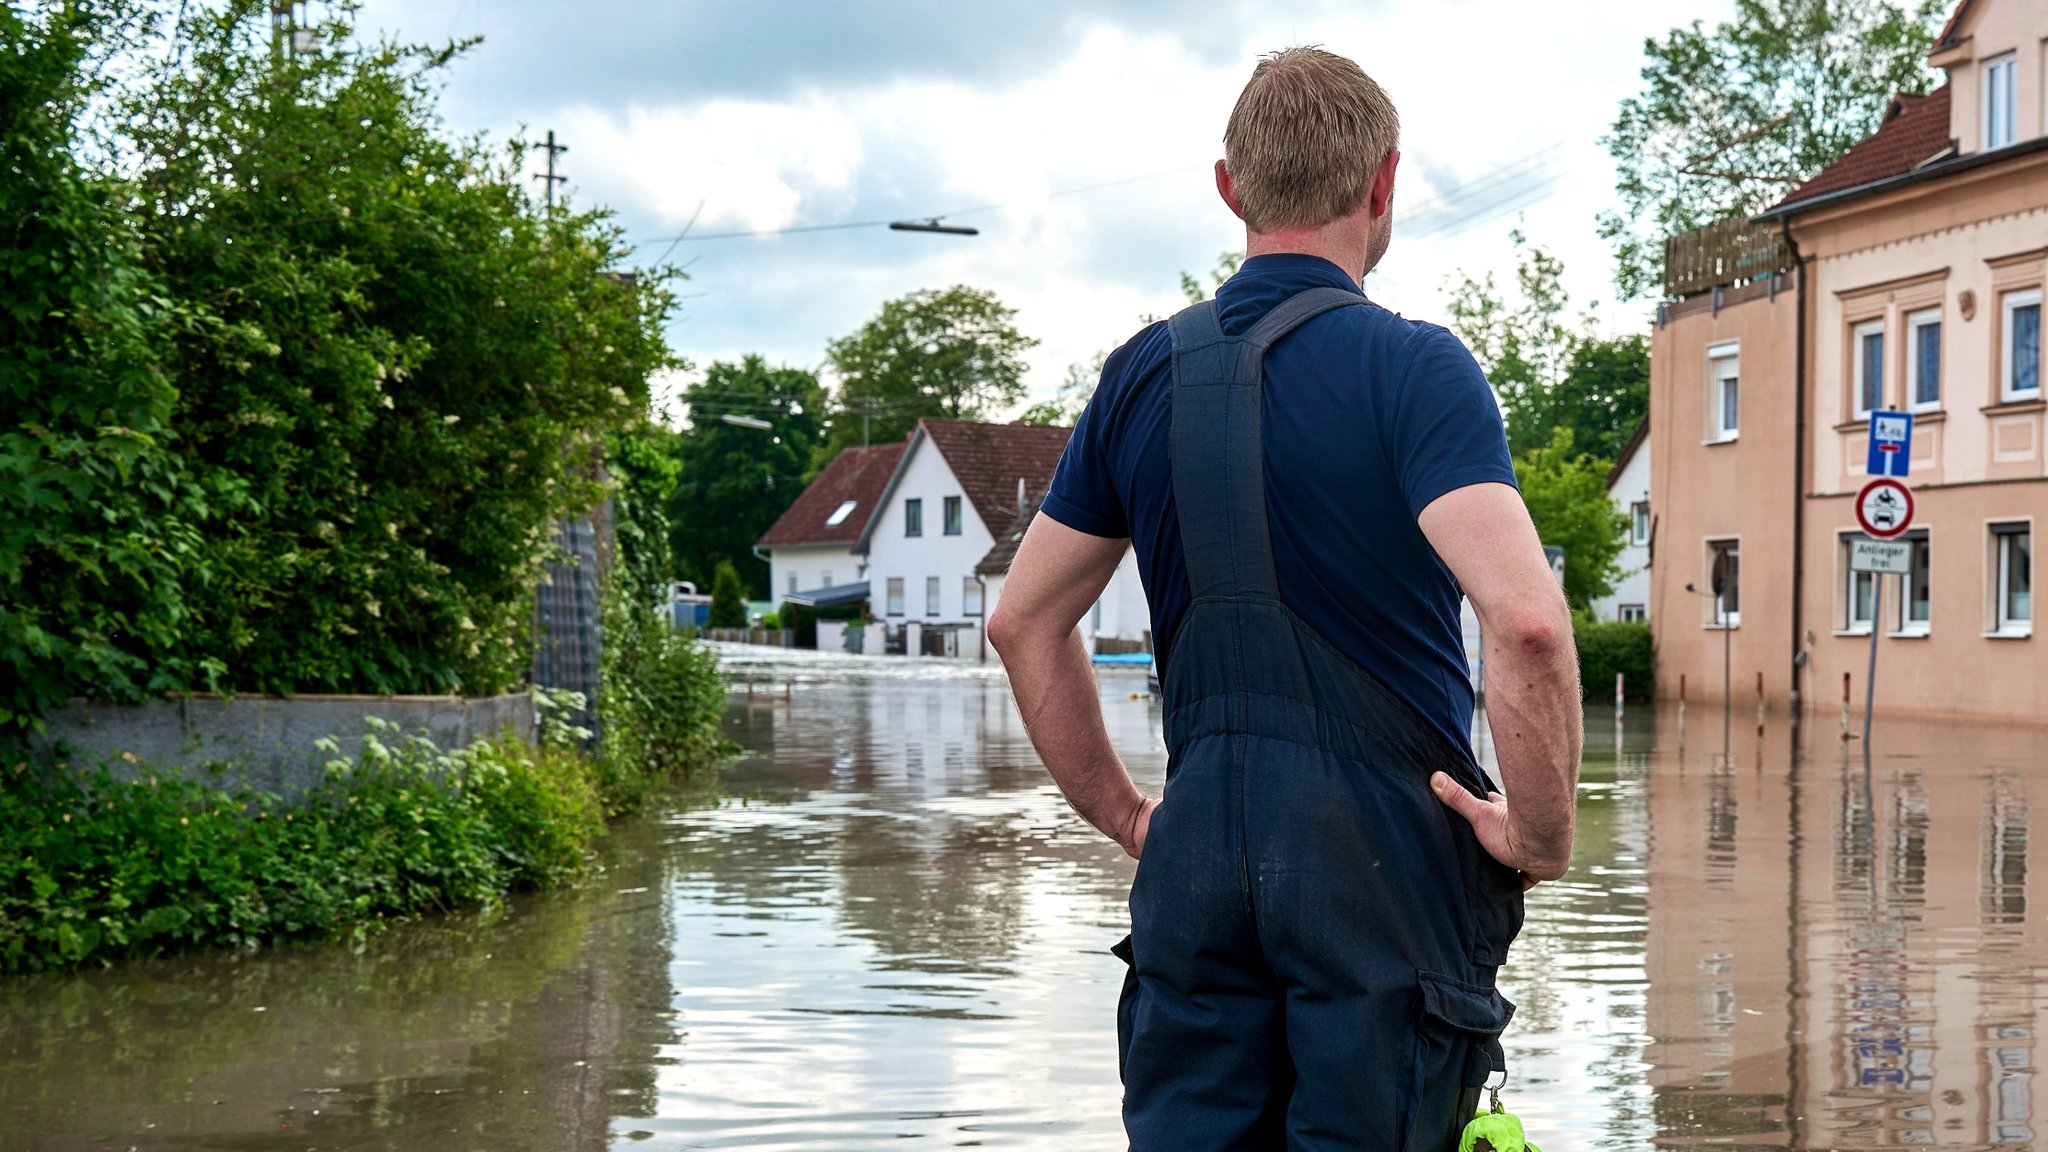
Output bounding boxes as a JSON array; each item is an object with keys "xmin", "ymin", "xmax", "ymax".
[
  {"xmin": 853, "ymin": 419, "xmax": 1073, "ymax": 555},
  {"xmin": 754, "ymin": 442, "xmax": 906, "ymax": 549}
]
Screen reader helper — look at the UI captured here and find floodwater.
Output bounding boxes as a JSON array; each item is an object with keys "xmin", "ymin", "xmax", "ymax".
[{"xmin": 4, "ymin": 648, "xmax": 2048, "ymax": 1150}]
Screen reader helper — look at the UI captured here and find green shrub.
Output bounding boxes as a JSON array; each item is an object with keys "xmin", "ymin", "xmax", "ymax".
[
  {"xmin": 1575, "ymin": 617, "xmax": 1654, "ymax": 703},
  {"xmin": 708, "ymin": 560, "xmax": 746, "ymax": 629},
  {"xmin": 0, "ymin": 725, "xmax": 604, "ymax": 974},
  {"xmin": 595, "ymin": 576, "xmax": 732, "ymax": 816}
]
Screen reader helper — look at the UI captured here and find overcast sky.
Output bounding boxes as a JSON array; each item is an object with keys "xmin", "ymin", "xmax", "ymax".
[{"xmin": 349, "ymin": 0, "xmax": 1737, "ymax": 415}]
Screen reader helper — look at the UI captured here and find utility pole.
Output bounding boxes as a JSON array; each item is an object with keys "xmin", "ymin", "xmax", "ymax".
[{"xmin": 535, "ymin": 130, "xmax": 569, "ymax": 208}]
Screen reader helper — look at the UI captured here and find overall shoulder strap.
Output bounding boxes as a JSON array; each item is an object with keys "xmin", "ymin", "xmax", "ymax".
[{"xmin": 1168, "ymin": 287, "xmax": 1364, "ymax": 600}]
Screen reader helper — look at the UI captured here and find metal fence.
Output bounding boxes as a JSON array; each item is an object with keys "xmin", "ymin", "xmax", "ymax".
[
  {"xmin": 703, "ymin": 628, "xmax": 797, "ymax": 647},
  {"xmin": 531, "ymin": 514, "xmax": 604, "ymax": 732},
  {"xmin": 1663, "ymin": 219, "xmax": 1794, "ymax": 299}
]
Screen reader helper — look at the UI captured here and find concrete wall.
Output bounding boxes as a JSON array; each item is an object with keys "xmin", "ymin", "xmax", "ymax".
[
  {"xmin": 28, "ymin": 693, "xmax": 535, "ymax": 797},
  {"xmin": 1649, "ymin": 279, "xmax": 1801, "ymax": 706}
]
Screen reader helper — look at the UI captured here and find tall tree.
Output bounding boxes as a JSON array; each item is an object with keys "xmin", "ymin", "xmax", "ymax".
[
  {"xmin": 1446, "ymin": 233, "xmax": 1648, "ymax": 461},
  {"xmin": 1600, "ymin": 0, "xmax": 1945, "ymax": 298},
  {"xmin": 668, "ymin": 357, "xmax": 827, "ymax": 595},
  {"xmin": 821, "ymin": 286, "xmax": 1036, "ymax": 457},
  {"xmin": 1515, "ymin": 429, "xmax": 1628, "ymax": 611}
]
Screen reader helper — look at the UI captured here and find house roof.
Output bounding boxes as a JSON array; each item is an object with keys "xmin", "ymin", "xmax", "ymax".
[
  {"xmin": 854, "ymin": 419, "xmax": 1071, "ymax": 554},
  {"xmin": 755, "ymin": 442, "xmax": 906, "ymax": 549},
  {"xmin": 1769, "ymin": 85, "xmax": 1954, "ymax": 214},
  {"xmin": 1932, "ymin": 0, "xmax": 1974, "ymax": 54},
  {"xmin": 1606, "ymin": 419, "xmax": 1649, "ymax": 491},
  {"xmin": 976, "ymin": 501, "xmax": 1039, "ymax": 576},
  {"xmin": 922, "ymin": 420, "xmax": 1073, "ymax": 536}
]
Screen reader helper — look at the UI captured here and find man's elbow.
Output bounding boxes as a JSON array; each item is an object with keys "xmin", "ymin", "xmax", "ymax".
[
  {"xmin": 987, "ymin": 603, "xmax": 1027, "ymax": 658},
  {"xmin": 1498, "ymin": 604, "xmax": 1571, "ymax": 659}
]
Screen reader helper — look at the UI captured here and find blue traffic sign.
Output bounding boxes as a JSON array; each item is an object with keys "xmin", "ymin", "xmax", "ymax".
[{"xmin": 1867, "ymin": 410, "xmax": 1914, "ymax": 478}]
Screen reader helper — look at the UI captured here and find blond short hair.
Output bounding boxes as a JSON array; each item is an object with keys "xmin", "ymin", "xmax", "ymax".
[{"xmin": 1223, "ymin": 47, "xmax": 1400, "ymax": 233}]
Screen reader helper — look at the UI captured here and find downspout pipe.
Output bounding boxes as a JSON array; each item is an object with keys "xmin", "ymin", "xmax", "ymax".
[{"xmin": 1779, "ymin": 216, "xmax": 1808, "ymax": 716}]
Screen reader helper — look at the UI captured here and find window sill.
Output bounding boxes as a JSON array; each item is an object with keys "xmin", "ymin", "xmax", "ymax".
[
  {"xmin": 1834, "ymin": 627, "xmax": 1874, "ymax": 637},
  {"xmin": 1887, "ymin": 628, "xmax": 1931, "ymax": 639},
  {"xmin": 1702, "ymin": 435, "xmax": 1740, "ymax": 446},
  {"xmin": 1983, "ymin": 628, "xmax": 2033, "ymax": 640},
  {"xmin": 1834, "ymin": 418, "xmax": 1870, "ymax": 433},
  {"xmin": 1704, "ymin": 622, "xmax": 1741, "ymax": 631},
  {"xmin": 1982, "ymin": 398, "xmax": 2047, "ymax": 416},
  {"xmin": 1907, "ymin": 408, "xmax": 1946, "ymax": 424}
]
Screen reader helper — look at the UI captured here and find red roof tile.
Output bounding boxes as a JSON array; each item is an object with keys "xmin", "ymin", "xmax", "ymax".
[
  {"xmin": 917, "ymin": 420, "xmax": 1072, "ymax": 541},
  {"xmin": 1773, "ymin": 85, "xmax": 1953, "ymax": 212},
  {"xmin": 755, "ymin": 442, "xmax": 906, "ymax": 548}
]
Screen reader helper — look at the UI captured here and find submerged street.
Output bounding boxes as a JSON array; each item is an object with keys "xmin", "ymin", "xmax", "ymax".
[{"xmin": 5, "ymin": 648, "xmax": 2047, "ymax": 1149}]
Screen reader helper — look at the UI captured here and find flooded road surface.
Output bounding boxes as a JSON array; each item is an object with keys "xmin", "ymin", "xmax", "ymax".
[{"xmin": 5, "ymin": 648, "xmax": 2048, "ymax": 1149}]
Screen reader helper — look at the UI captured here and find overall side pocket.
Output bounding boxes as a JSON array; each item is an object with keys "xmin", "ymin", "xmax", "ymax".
[
  {"xmin": 1111, "ymin": 934, "xmax": 1138, "ymax": 1086},
  {"xmin": 1401, "ymin": 970, "xmax": 1515, "ymax": 1152}
]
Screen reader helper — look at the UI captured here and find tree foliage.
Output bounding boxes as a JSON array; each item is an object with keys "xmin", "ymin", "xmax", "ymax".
[
  {"xmin": 667, "ymin": 357, "xmax": 827, "ymax": 594},
  {"xmin": 1599, "ymin": 0, "xmax": 1945, "ymax": 298},
  {"xmin": 1445, "ymin": 233, "xmax": 1648, "ymax": 460},
  {"xmin": 3, "ymin": 2, "xmax": 678, "ymax": 730},
  {"xmin": 708, "ymin": 561, "xmax": 746, "ymax": 629},
  {"xmin": 822, "ymin": 286, "xmax": 1036, "ymax": 457},
  {"xmin": 1016, "ymin": 353, "xmax": 1104, "ymax": 427},
  {"xmin": 1514, "ymin": 428, "xmax": 1628, "ymax": 611}
]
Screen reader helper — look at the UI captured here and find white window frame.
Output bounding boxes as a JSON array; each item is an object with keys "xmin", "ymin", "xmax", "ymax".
[
  {"xmin": 885, "ymin": 577, "xmax": 905, "ymax": 617},
  {"xmin": 925, "ymin": 575, "xmax": 942, "ymax": 617},
  {"xmin": 962, "ymin": 576, "xmax": 983, "ymax": 617},
  {"xmin": 1618, "ymin": 604, "xmax": 1647, "ymax": 624},
  {"xmin": 1895, "ymin": 533, "xmax": 1931, "ymax": 637},
  {"xmin": 1906, "ymin": 308, "xmax": 1942, "ymax": 412},
  {"xmin": 1853, "ymin": 319, "xmax": 1886, "ymax": 419},
  {"xmin": 1841, "ymin": 533, "xmax": 1877, "ymax": 635},
  {"xmin": 1629, "ymin": 501, "xmax": 1651, "ymax": 546},
  {"xmin": 1707, "ymin": 343, "xmax": 1740, "ymax": 442},
  {"xmin": 1985, "ymin": 52, "xmax": 2017, "ymax": 150},
  {"xmin": 787, "ymin": 571, "xmax": 799, "ymax": 597},
  {"xmin": 1992, "ymin": 524, "xmax": 2032, "ymax": 636},
  {"xmin": 903, "ymin": 498, "xmax": 923, "ymax": 537},
  {"xmin": 1705, "ymin": 539, "xmax": 1741, "ymax": 629},
  {"xmin": 821, "ymin": 570, "xmax": 833, "ymax": 590},
  {"xmin": 2003, "ymin": 288, "xmax": 2042, "ymax": 402}
]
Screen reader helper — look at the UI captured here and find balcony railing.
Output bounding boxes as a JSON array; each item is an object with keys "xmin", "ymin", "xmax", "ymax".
[{"xmin": 1663, "ymin": 219, "xmax": 1794, "ymax": 299}]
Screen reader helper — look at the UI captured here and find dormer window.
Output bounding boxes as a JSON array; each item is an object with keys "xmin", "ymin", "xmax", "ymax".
[
  {"xmin": 1984, "ymin": 53, "xmax": 2016, "ymax": 150},
  {"xmin": 824, "ymin": 499, "xmax": 857, "ymax": 528}
]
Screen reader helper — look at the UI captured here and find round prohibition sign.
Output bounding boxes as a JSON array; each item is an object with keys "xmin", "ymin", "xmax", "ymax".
[{"xmin": 1855, "ymin": 477, "xmax": 1915, "ymax": 540}]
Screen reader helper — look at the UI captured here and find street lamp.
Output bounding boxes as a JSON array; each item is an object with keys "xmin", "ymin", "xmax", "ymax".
[
  {"xmin": 889, "ymin": 217, "xmax": 978, "ymax": 236},
  {"xmin": 719, "ymin": 413, "xmax": 773, "ymax": 431}
]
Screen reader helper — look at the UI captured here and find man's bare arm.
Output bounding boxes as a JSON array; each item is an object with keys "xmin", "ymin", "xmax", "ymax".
[
  {"xmin": 1418, "ymin": 482, "xmax": 1580, "ymax": 881},
  {"xmin": 987, "ymin": 514, "xmax": 1156, "ymax": 858}
]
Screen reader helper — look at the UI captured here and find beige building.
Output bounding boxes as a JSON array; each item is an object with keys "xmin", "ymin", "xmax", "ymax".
[{"xmin": 1652, "ymin": 0, "xmax": 2045, "ymax": 718}]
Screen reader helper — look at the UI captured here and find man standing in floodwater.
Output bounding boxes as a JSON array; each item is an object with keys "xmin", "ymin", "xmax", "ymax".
[{"xmin": 987, "ymin": 46, "xmax": 1583, "ymax": 1151}]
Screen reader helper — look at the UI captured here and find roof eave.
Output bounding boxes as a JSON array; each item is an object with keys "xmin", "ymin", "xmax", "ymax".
[{"xmin": 1758, "ymin": 135, "xmax": 2048, "ymax": 223}]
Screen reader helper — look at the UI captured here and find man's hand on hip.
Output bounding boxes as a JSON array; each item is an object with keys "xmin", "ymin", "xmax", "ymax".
[{"xmin": 1430, "ymin": 772, "xmax": 1563, "ymax": 890}]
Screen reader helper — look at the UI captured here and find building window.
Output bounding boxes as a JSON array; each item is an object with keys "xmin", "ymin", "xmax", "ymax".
[
  {"xmin": 943, "ymin": 496, "xmax": 963, "ymax": 536},
  {"xmin": 1854, "ymin": 319, "xmax": 1885, "ymax": 417},
  {"xmin": 1618, "ymin": 604, "xmax": 1647, "ymax": 623},
  {"xmin": 962, "ymin": 576, "xmax": 983, "ymax": 616},
  {"xmin": 821, "ymin": 570, "xmax": 833, "ymax": 589},
  {"xmin": 885, "ymin": 577, "xmax": 905, "ymax": 616},
  {"xmin": 1092, "ymin": 599, "xmax": 1104, "ymax": 633},
  {"xmin": 2004, "ymin": 289, "xmax": 2041, "ymax": 401},
  {"xmin": 1985, "ymin": 52, "xmax": 2017, "ymax": 150},
  {"xmin": 926, "ymin": 575, "xmax": 941, "ymax": 617},
  {"xmin": 787, "ymin": 572, "xmax": 798, "ymax": 597},
  {"xmin": 1907, "ymin": 308, "xmax": 1941, "ymax": 410},
  {"xmin": 825, "ymin": 499, "xmax": 858, "ymax": 528},
  {"xmin": 1629, "ymin": 501, "xmax": 1651, "ymax": 546},
  {"xmin": 1844, "ymin": 535, "xmax": 1877, "ymax": 634},
  {"xmin": 1899, "ymin": 533, "xmax": 1931, "ymax": 634},
  {"xmin": 903, "ymin": 498, "xmax": 923, "ymax": 537},
  {"xmin": 1707, "ymin": 540, "xmax": 1740, "ymax": 628},
  {"xmin": 1708, "ymin": 344, "xmax": 1739, "ymax": 441},
  {"xmin": 1993, "ymin": 524, "xmax": 2031, "ymax": 634}
]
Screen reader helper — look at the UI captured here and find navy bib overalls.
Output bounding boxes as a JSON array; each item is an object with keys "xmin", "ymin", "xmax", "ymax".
[{"xmin": 1112, "ymin": 288, "xmax": 1524, "ymax": 1151}]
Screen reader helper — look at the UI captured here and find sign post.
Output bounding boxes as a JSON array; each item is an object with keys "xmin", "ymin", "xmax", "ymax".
[{"xmin": 1853, "ymin": 475, "xmax": 1915, "ymax": 746}]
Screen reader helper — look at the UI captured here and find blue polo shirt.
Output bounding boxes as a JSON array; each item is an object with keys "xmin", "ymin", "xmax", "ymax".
[{"xmin": 1041, "ymin": 254, "xmax": 1515, "ymax": 762}]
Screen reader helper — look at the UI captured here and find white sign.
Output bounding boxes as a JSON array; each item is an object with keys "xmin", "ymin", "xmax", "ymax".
[{"xmin": 1849, "ymin": 538, "xmax": 1913, "ymax": 575}]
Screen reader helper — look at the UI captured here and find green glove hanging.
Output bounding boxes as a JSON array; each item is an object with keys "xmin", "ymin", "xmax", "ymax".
[{"xmin": 1458, "ymin": 1077, "xmax": 1541, "ymax": 1152}]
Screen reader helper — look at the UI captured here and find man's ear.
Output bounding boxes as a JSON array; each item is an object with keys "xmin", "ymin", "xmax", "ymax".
[
  {"xmin": 1369, "ymin": 149, "xmax": 1400, "ymax": 218},
  {"xmin": 1214, "ymin": 159, "xmax": 1245, "ymax": 221}
]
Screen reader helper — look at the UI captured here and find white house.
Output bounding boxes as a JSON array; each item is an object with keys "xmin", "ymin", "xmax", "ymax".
[
  {"xmin": 856, "ymin": 419, "xmax": 1152, "ymax": 659},
  {"xmin": 1591, "ymin": 421, "xmax": 1651, "ymax": 624},
  {"xmin": 754, "ymin": 441, "xmax": 905, "ymax": 609}
]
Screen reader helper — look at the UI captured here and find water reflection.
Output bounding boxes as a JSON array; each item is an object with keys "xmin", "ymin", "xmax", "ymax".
[{"xmin": 4, "ymin": 649, "xmax": 2048, "ymax": 1149}]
